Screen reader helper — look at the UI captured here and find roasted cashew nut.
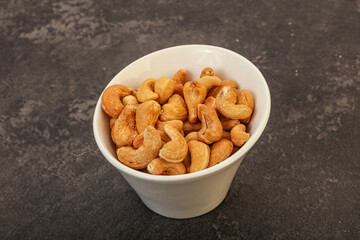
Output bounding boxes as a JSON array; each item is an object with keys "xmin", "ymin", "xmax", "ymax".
[
  {"xmin": 136, "ymin": 100, "xmax": 161, "ymax": 134},
  {"xmin": 159, "ymin": 124, "xmax": 188, "ymax": 163},
  {"xmin": 184, "ymin": 131, "xmax": 198, "ymax": 142},
  {"xmin": 160, "ymin": 94, "xmax": 187, "ymax": 121},
  {"xmin": 198, "ymin": 75, "xmax": 221, "ymax": 92},
  {"xmin": 230, "ymin": 124, "xmax": 250, "ymax": 147},
  {"xmin": 200, "ymin": 67, "xmax": 215, "ymax": 78},
  {"xmin": 116, "ymin": 126, "xmax": 162, "ymax": 169},
  {"xmin": 208, "ymin": 79, "xmax": 238, "ymax": 98},
  {"xmin": 172, "ymin": 69, "xmax": 187, "ymax": 85},
  {"xmin": 188, "ymin": 140, "xmax": 210, "ymax": 173},
  {"xmin": 147, "ymin": 158, "xmax": 186, "ymax": 175},
  {"xmin": 154, "ymin": 76, "xmax": 175, "ymax": 104},
  {"xmin": 236, "ymin": 89, "xmax": 254, "ymax": 124},
  {"xmin": 101, "ymin": 85, "xmax": 130, "ymax": 118},
  {"xmin": 197, "ymin": 104, "xmax": 223, "ymax": 144},
  {"xmin": 219, "ymin": 116, "xmax": 240, "ymax": 130},
  {"xmin": 122, "ymin": 95, "xmax": 139, "ymax": 106},
  {"xmin": 203, "ymin": 96, "xmax": 217, "ymax": 110},
  {"xmin": 208, "ymin": 139, "xmax": 234, "ymax": 167},
  {"xmin": 156, "ymin": 120, "xmax": 184, "ymax": 142},
  {"xmin": 183, "ymin": 81, "xmax": 207, "ymax": 123},
  {"xmin": 137, "ymin": 78, "xmax": 158, "ymax": 102},
  {"xmin": 216, "ymin": 86, "xmax": 252, "ymax": 120},
  {"xmin": 111, "ymin": 104, "xmax": 138, "ymax": 147}
]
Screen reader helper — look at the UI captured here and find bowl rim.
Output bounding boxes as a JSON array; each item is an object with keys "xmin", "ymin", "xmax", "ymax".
[{"xmin": 93, "ymin": 44, "xmax": 271, "ymax": 183}]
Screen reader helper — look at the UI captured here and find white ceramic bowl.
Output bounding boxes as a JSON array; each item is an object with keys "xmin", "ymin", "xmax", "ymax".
[{"xmin": 93, "ymin": 44, "xmax": 271, "ymax": 219}]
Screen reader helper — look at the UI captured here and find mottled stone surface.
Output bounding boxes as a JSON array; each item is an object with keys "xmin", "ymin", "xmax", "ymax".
[{"xmin": 1, "ymin": 0, "xmax": 359, "ymax": 239}]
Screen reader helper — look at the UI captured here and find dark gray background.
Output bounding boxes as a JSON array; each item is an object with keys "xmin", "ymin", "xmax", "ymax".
[{"xmin": 1, "ymin": 0, "xmax": 359, "ymax": 239}]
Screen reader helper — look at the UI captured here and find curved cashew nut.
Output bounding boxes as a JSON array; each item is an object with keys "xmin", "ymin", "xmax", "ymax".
[
  {"xmin": 208, "ymin": 79, "xmax": 238, "ymax": 98},
  {"xmin": 236, "ymin": 89, "xmax": 254, "ymax": 123},
  {"xmin": 111, "ymin": 104, "xmax": 138, "ymax": 147},
  {"xmin": 160, "ymin": 94, "xmax": 187, "ymax": 121},
  {"xmin": 220, "ymin": 116, "xmax": 240, "ymax": 130},
  {"xmin": 136, "ymin": 100, "xmax": 161, "ymax": 133},
  {"xmin": 137, "ymin": 78, "xmax": 158, "ymax": 102},
  {"xmin": 183, "ymin": 81, "xmax": 207, "ymax": 123},
  {"xmin": 198, "ymin": 76, "xmax": 221, "ymax": 92},
  {"xmin": 230, "ymin": 124, "xmax": 250, "ymax": 147},
  {"xmin": 185, "ymin": 131, "xmax": 198, "ymax": 142},
  {"xmin": 156, "ymin": 120, "xmax": 184, "ymax": 142},
  {"xmin": 154, "ymin": 76, "xmax": 175, "ymax": 104},
  {"xmin": 122, "ymin": 95, "xmax": 139, "ymax": 106},
  {"xmin": 101, "ymin": 85, "xmax": 130, "ymax": 118},
  {"xmin": 216, "ymin": 86, "xmax": 252, "ymax": 120},
  {"xmin": 159, "ymin": 124, "xmax": 188, "ymax": 163},
  {"xmin": 188, "ymin": 140, "xmax": 210, "ymax": 173},
  {"xmin": 147, "ymin": 158, "xmax": 186, "ymax": 175},
  {"xmin": 200, "ymin": 67, "xmax": 215, "ymax": 78},
  {"xmin": 208, "ymin": 139, "xmax": 233, "ymax": 167},
  {"xmin": 203, "ymin": 96, "xmax": 217, "ymax": 110},
  {"xmin": 172, "ymin": 69, "xmax": 187, "ymax": 85},
  {"xmin": 116, "ymin": 126, "xmax": 162, "ymax": 169},
  {"xmin": 197, "ymin": 104, "xmax": 223, "ymax": 144},
  {"xmin": 129, "ymin": 88, "xmax": 138, "ymax": 97}
]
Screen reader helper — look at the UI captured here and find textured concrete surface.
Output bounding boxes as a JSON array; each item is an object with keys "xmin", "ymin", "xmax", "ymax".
[{"xmin": 1, "ymin": 0, "xmax": 359, "ymax": 239}]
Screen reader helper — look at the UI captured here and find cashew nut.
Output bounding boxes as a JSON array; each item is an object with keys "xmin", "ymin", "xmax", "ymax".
[
  {"xmin": 173, "ymin": 83, "xmax": 184, "ymax": 97},
  {"xmin": 230, "ymin": 124, "xmax": 250, "ymax": 147},
  {"xmin": 132, "ymin": 132, "xmax": 144, "ymax": 149},
  {"xmin": 147, "ymin": 158, "xmax": 186, "ymax": 175},
  {"xmin": 116, "ymin": 126, "xmax": 162, "ymax": 169},
  {"xmin": 216, "ymin": 86, "xmax": 252, "ymax": 120},
  {"xmin": 197, "ymin": 104, "xmax": 223, "ymax": 144},
  {"xmin": 137, "ymin": 78, "xmax": 158, "ymax": 102},
  {"xmin": 111, "ymin": 104, "xmax": 138, "ymax": 147},
  {"xmin": 208, "ymin": 139, "xmax": 233, "ymax": 167},
  {"xmin": 208, "ymin": 79, "xmax": 238, "ymax": 98},
  {"xmin": 156, "ymin": 119, "xmax": 184, "ymax": 142},
  {"xmin": 188, "ymin": 140, "xmax": 210, "ymax": 173},
  {"xmin": 129, "ymin": 88, "xmax": 138, "ymax": 97},
  {"xmin": 200, "ymin": 67, "xmax": 215, "ymax": 78},
  {"xmin": 172, "ymin": 69, "xmax": 187, "ymax": 85},
  {"xmin": 132, "ymin": 131, "xmax": 166, "ymax": 149},
  {"xmin": 154, "ymin": 76, "xmax": 175, "ymax": 104},
  {"xmin": 219, "ymin": 116, "xmax": 240, "ymax": 130},
  {"xmin": 184, "ymin": 131, "xmax": 198, "ymax": 142},
  {"xmin": 101, "ymin": 85, "xmax": 130, "ymax": 118},
  {"xmin": 160, "ymin": 94, "xmax": 187, "ymax": 121},
  {"xmin": 122, "ymin": 95, "xmax": 139, "ymax": 106},
  {"xmin": 236, "ymin": 89, "xmax": 254, "ymax": 124},
  {"xmin": 198, "ymin": 76, "xmax": 221, "ymax": 92},
  {"xmin": 203, "ymin": 96, "xmax": 217, "ymax": 110},
  {"xmin": 183, "ymin": 81, "xmax": 207, "ymax": 123},
  {"xmin": 136, "ymin": 100, "xmax": 161, "ymax": 134},
  {"xmin": 159, "ymin": 124, "xmax": 188, "ymax": 163}
]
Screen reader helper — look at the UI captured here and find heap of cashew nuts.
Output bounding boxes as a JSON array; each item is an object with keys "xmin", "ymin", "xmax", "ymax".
[{"xmin": 101, "ymin": 67, "xmax": 254, "ymax": 175}]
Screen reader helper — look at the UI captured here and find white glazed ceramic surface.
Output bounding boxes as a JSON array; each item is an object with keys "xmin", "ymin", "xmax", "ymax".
[{"xmin": 93, "ymin": 45, "xmax": 271, "ymax": 219}]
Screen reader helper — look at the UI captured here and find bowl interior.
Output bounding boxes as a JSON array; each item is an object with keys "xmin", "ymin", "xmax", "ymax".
[{"xmin": 93, "ymin": 45, "xmax": 270, "ymax": 181}]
